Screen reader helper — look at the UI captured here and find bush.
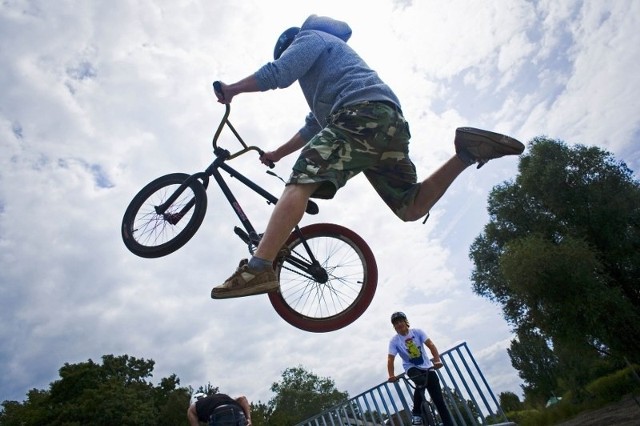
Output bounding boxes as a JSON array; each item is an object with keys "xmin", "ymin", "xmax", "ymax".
[
  {"xmin": 585, "ymin": 364, "xmax": 640, "ymax": 404},
  {"xmin": 504, "ymin": 365, "xmax": 640, "ymax": 425},
  {"xmin": 504, "ymin": 409, "xmax": 540, "ymax": 425}
]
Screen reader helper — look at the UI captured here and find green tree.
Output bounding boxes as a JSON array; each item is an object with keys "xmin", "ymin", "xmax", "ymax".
[
  {"xmin": 192, "ymin": 382, "xmax": 220, "ymax": 397},
  {"xmin": 469, "ymin": 138, "xmax": 640, "ymax": 398},
  {"xmin": 0, "ymin": 354, "xmax": 190, "ymax": 426},
  {"xmin": 498, "ymin": 391, "xmax": 523, "ymax": 412},
  {"xmin": 444, "ymin": 387, "xmax": 482, "ymax": 425},
  {"xmin": 248, "ymin": 401, "xmax": 271, "ymax": 426},
  {"xmin": 265, "ymin": 365, "xmax": 349, "ymax": 425},
  {"xmin": 155, "ymin": 375, "xmax": 191, "ymax": 426},
  {"xmin": 0, "ymin": 389, "xmax": 52, "ymax": 426},
  {"xmin": 507, "ymin": 327, "xmax": 559, "ymax": 405}
]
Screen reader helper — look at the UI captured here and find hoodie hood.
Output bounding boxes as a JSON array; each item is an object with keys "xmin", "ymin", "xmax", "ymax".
[{"xmin": 301, "ymin": 14, "xmax": 352, "ymax": 42}]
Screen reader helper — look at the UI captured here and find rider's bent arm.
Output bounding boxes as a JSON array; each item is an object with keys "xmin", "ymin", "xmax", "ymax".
[
  {"xmin": 217, "ymin": 75, "xmax": 261, "ymax": 104},
  {"xmin": 387, "ymin": 354, "xmax": 396, "ymax": 381},
  {"xmin": 263, "ymin": 132, "xmax": 307, "ymax": 164},
  {"xmin": 276, "ymin": 132, "xmax": 307, "ymax": 159},
  {"xmin": 425, "ymin": 338, "xmax": 443, "ymax": 366},
  {"xmin": 235, "ymin": 396, "xmax": 251, "ymax": 423}
]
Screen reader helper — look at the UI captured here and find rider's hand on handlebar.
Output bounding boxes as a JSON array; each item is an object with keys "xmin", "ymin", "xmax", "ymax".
[
  {"xmin": 433, "ymin": 361, "xmax": 444, "ymax": 369},
  {"xmin": 213, "ymin": 81, "xmax": 233, "ymax": 104},
  {"xmin": 388, "ymin": 376, "xmax": 398, "ymax": 382},
  {"xmin": 259, "ymin": 150, "xmax": 279, "ymax": 168}
]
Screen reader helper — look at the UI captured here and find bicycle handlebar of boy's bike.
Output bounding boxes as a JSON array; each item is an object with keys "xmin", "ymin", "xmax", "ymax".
[
  {"xmin": 211, "ymin": 81, "xmax": 275, "ymax": 169},
  {"xmin": 388, "ymin": 361, "xmax": 444, "ymax": 382}
]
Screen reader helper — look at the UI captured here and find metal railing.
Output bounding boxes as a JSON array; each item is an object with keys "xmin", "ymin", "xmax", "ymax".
[{"xmin": 296, "ymin": 342, "xmax": 515, "ymax": 426}]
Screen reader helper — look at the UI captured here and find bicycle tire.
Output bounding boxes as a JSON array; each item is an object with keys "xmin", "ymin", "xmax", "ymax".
[
  {"xmin": 421, "ymin": 401, "xmax": 437, "ymax": 426},
  {"xmin": 268, "ymin": 223, "xmax": 378, "ymax": 333},
  {"xmin": 121, "ymin": 173, "xmax": 207, "ymax": 258}
]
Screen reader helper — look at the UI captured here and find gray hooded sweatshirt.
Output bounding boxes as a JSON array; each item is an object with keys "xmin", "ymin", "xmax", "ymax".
[{"xmin": 254, "ymin": 15, "xmax": 401, "ymax": 142}]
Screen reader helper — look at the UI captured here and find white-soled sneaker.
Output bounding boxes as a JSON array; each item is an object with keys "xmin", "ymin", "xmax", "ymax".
[
  {"xmin": 211, "ymin": 259, "xmax": 279, "ymax": 299},
  {"xmin": 455, "ymin": 127, "xmax": 525, "ymax": 168}
]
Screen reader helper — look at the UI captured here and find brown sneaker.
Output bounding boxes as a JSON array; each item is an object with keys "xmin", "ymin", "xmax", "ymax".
[
  {"xmin": 211, "ymin": 259, "xmax": 279, "ymax": 299},
  {"xmin": 455, "ymin": 127, "xmax": 525, "ymax": 168}
]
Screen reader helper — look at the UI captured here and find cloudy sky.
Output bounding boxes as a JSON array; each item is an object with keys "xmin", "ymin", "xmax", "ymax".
[{"xmin": 1, "ymin": 0, "xmax": 639, "ymax": 411}]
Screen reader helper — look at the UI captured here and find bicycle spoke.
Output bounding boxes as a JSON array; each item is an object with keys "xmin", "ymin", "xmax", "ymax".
[
  {"xmin": 132, "ymin": 186, "xmax": 195, "ymax": 247},
  {"xmin": 279, "ymin": 234, "xmax": 365, "ymax": 319},
  {"xmin": 122, "ymin": 173, "xmax": 207, "ymax": 258}
]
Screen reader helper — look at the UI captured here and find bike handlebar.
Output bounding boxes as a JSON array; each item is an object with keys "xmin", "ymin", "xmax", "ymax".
[
  {"xmin": 213, "ymin": 81, "xmax": 225, "ymax": 101},
  {"xmin": 388, "ymin": 373, "xmax": 406, "ymax": 382},
  {"xmin": 389, "ymin": 362, "xmax": 443, "ymax": 383},
  {"xmin": 211, "ymin": 81, "xmax": 275, "ymax": 169}
]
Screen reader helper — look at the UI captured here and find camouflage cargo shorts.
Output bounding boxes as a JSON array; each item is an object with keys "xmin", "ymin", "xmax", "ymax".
[{"xmin": 290, "ymin": 101, "xmax": 420, "ymax": 218}]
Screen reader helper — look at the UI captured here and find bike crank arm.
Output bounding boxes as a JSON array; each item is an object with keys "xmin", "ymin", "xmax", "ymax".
[
  {"xmin": 233, "ymin": 226, "xmax": 261, "ymax": 253},
  {"xmin": 233, "ymin": 226, "xmax": 328, "ymax": 282},
  {"xmin": 281, "ymin": 254, "xmax": 329, "ymax": 284}
]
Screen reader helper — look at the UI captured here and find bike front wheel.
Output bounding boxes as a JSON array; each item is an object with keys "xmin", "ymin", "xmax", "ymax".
[
  {"xmin": 268, "ymin": 223, "xmax": 378, "ymax": 333},
  {"xmin": 421, "ymin": 400, "xmax": 437, "ymax": 426},
  {"xmin": 121, "ymin": 173, "xmax": 207, "ymax": 258}
]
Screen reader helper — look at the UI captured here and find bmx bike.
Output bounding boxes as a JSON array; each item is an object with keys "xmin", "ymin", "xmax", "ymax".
[
  {"xmin": 121, "ymin": 85, "xmax": 378, "ymax": 333},
  {"xmin": 396, "ymin": 371, "xmax": 440, "ymax": 426}
]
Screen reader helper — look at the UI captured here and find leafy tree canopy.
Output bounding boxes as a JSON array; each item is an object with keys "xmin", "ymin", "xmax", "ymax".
[
  {"xmin": 507, "ymin": 327, "xmax": 559, "ymax": 404},
  {"xmin": 0, "ymin": 357, "xmax": 350, "ymax": 426},
  {"xmin": 251, "ymin": 365, "xmax": 349, "ymax": 426},
  {"xmin": 0, "ymin": 354, "xmax": 190, "ymax": 426},
  {"xmin": 470, "ymin": 137, "xmax": 640, "ymax": 400},
  {"xmin": 498, "ymin": 391, "xmax": 523, "ymax": 413}
]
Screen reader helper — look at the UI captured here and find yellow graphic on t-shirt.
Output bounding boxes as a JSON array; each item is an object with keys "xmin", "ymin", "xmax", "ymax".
[{"xmin": 405, "ymin": 337, "xmax": 424, "ymax": 365}]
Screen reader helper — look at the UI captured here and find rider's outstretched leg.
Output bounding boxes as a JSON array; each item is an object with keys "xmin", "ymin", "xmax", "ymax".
[{"xmin": 400, "ymin": 129, "xmax": 524, "ymax": 222}]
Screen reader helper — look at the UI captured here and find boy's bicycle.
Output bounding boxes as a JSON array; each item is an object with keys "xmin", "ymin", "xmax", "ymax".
[
  {"xmin": 121, "ymin": 85, "xmax": 378, "ymax": 332},
  {"xmin": 398, "ymin": 372, "xmax": 439, "ymax": 426}
]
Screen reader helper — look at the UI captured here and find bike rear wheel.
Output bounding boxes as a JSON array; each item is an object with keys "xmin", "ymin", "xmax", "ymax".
[
  {"xmin": 121, "ymin": 173, "xmax": 207, "ymax": 258},
  {"xmin": 268, "ymin": 223, "xmax": 378, "ymax": 333}
]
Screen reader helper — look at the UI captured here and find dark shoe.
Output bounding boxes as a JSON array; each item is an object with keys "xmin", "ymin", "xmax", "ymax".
[
  {"xmin": 211, "ymin": 259, "xmax": 279, "ymax": 299},
  {"xmin": 455, "ymin": 127, "xmax": 525, "ymax": 168}
]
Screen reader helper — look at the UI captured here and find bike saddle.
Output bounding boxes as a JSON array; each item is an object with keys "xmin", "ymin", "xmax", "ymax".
[{"xmin": 306, "ymin": 200, "xmax": 319, "ymax": 215}]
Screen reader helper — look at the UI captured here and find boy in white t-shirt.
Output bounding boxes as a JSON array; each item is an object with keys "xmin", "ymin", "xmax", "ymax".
[{"xmin": 387, "ymin": 312, "xmax": 454, "ymax": 426}]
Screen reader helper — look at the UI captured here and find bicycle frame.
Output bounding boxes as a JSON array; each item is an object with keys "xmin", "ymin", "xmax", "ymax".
[
  {"xmin": 399, "ymin": 371, "xmax": 439, "ymax": 426},
  {"xmin": 154, "ymin": 104, "xmax": 326, "ymax": 281}
]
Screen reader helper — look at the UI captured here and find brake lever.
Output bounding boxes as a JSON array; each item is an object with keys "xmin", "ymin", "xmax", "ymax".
[{"xmin": 266, "ymin": 170, "xmax": 285, "ymax": 183}]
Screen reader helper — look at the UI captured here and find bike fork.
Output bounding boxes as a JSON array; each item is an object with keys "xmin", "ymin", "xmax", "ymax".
[{"xmin": 155, "ymin": 174, "xmax": 206, "ymax": 223}]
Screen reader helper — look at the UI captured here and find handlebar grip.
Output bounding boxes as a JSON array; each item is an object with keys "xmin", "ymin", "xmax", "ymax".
[
  {"xmin": 257, "ymin": 149, "xmax": 275, "ymax": 169},
  {"xmin": 213, "ymin": 81, "xmax": 225, "ymax": 101}
]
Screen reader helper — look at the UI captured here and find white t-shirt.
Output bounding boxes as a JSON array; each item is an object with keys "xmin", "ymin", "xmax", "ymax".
[{"xmin": 388, "ymin": 328, "xmax": 433, "ymax": 371}]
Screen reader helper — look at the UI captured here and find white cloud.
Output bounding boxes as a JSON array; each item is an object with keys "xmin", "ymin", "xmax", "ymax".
[{"xmin": 1, "ymin": 0, "xmax": 638, "ymax": 410}]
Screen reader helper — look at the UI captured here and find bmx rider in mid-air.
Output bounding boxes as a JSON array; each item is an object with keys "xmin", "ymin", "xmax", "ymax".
[{"xmin": 211, "ymin": 14, "xmax": 525, "ymax": 300}]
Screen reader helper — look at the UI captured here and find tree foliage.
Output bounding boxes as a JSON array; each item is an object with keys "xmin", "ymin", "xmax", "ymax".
[
  {"xmin": 507, "ymin": 328, "xmax": 559, "ymax": 405},
  {"xmin": 498, "ymin": 391, "xmax": 523, "ymax": 413},
  {"xmin": 445, "ymin": 388, "xmax": 482, "ymax": 425},
  {"xmin": 251, "ymin": 365, "xmax": 349, "ymax": 426},
  {"xmin": 1, "ymin": 357, "xmax": 350, "ymax": 426},
  {"xmin": 248, "ymin": 401, "xmax": 272, "ymax": 426},
  {"xmin": 469, "ymin": 137, "xmax": 640, "ymax": 400},
  {"xmin": 0, "ymin": 354, "xmax": 190, "ymax": 426}
]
